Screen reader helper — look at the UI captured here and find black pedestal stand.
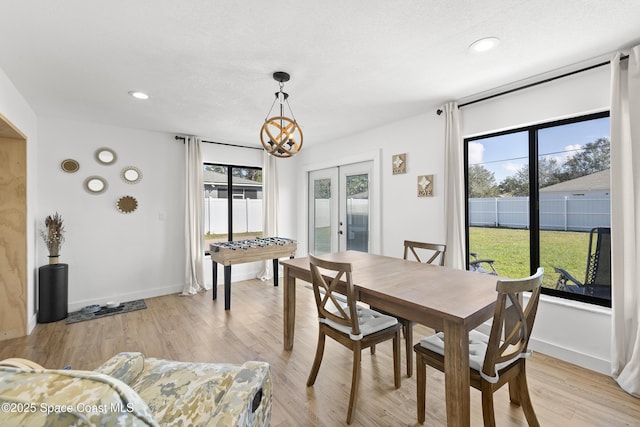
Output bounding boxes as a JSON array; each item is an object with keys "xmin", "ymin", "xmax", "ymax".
[{"xmin": 38, "ymin": 263, "xmax": 68, "ymax": 323}]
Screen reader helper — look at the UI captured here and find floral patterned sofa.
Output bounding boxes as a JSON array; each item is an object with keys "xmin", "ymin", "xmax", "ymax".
[{"xmin": 0, "ymin": 352, "xmax": 272, "ymax": 426}]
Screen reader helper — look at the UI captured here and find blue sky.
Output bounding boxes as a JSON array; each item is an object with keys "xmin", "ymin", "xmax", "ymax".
[{"xmin": 468, "ymin": 116, "xmax": 610, "ymax": 183}]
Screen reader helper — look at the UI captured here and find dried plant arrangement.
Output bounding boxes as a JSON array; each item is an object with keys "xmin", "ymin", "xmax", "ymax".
[{"xmin": 41, "ymin": 212, "xmax": 65, "ymax": 257}]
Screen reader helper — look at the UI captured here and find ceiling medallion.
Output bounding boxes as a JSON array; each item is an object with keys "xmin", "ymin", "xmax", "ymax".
[{"xmin": 260, "ymin": 71, "xmax": 303, "ymax": 158}]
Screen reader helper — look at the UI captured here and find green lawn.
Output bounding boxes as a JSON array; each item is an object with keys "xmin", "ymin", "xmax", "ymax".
[{"xmin": 469, "ymin": 227, "xmax": 590, "ymax": 288}]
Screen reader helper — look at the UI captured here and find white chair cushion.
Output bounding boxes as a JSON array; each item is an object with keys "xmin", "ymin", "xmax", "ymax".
[
  {"xmin": 419, "ymin": 330, "xmax": 523, "ymax": 383},
  {"xmin": 322, "ymin": 306, "xmax": 398, "ymax": 340}
]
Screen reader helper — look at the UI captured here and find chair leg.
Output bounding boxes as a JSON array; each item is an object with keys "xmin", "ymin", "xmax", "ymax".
[
  {"xmin": 393, "ymin": 328, "xmax": 401, "ymax": 388},
  {"xmin": 508, "ymin": 377, "xmax": 521, "ymax": 406},
  {"xmin": 480, "ymin": 382, "xmax": 496, "ymax": 427},
  {"xmin": 346, "ymin": 342, "xmax": 362, "ymax": 424},
  {"xmin": 415, "ymin": 350, "xmax": 426, "ymax": 424},
  {"xmin": 404, "ymin": 321, "xmax": 413, "ymax": 377},
  {"xmin": 306, "ymin": 331, "xmax": 326, "ymax": 386},
  {"xmin": 516, "ymin": 367, "xmax": 540, "ymax": 427}
]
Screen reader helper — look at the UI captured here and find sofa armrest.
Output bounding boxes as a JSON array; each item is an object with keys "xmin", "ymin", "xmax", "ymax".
[
  {"xmin": 210, "ymin": 361, "xmax": 272, "ymax": 427},
  {"xmin": 94, "ymin": 352, "xmax": 145, "ymax": 385}
]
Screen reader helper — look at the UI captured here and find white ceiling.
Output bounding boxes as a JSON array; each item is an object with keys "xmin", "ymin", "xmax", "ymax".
[{"xmin": 1, "ymin": 1, "xmax": 639, "ymax": 148}]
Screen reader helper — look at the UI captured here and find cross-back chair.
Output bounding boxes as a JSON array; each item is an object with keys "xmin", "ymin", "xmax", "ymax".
[
  {"xmin": 414, "ymin": 267, "xmax": 544, "ymax": 426},
  {"xmin": 372, "ymin": 240, "xmax": 446, "ymax": 377},
  {"xmin": 307, "ymin": 254, "xmax": 402, "ymax": 425}
]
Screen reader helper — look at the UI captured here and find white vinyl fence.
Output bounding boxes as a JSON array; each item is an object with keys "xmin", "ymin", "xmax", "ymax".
[
  {"xmin": 469, "ymin": 195, "xmax": 610, "ymax": 231},
  {"xmin": 204, "ymin": 198, "xmax": 262, "ymax": 234}
]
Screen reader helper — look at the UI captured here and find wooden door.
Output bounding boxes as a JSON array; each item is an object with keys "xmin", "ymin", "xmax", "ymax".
[{"xmin": 0, "ymin": 114, "xmax": 27, "ymax": 341}]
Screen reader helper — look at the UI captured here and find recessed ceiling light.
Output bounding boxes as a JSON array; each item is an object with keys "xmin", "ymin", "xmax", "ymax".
[
  {"xmin": 469, "ymin": 37, "xmax": 500, "ymax": 53},
  {"xmin": 128, "ymin": 91, "xmax": 149, "ymax": 100}
]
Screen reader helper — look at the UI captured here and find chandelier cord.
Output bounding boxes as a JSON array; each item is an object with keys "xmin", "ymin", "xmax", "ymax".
[
  {"xmin": 264, "ymin": 94, "xmax": 278, "ymax": 122},
  {"xmin": 285, "ymin": 98, "xmax": 297, "ymax": 123}
]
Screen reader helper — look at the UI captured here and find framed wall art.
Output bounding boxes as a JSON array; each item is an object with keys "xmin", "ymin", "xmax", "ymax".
[
  {"xmin": 417, "ymin": 174, "xmax": 434, "ymax": 197},
  {"xmin": 392, "ymin": 153, "xmax": 406, "ymax": 175}
]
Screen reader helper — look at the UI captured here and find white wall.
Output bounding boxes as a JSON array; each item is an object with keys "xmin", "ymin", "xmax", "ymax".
[
  {"xmin": 37, "ymin": 118, "xmax": 185, "ymax": 311},
  {"xmin": 294, "ymin": 65, "xmax": 613, "ymax": 375},
  {"xmin": 296, "ymin": 111, "xmax": 446, "ymax": 259},
  {"xmin": 461, "ymin": 64, "xmax": 612, "ymax": 374},
  {"xmin": 0, "ymin": 67, "xmax": 39, "ymax": 332}
]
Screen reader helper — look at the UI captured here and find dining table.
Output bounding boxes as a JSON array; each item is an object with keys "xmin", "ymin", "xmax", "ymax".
[{"xmin": 280, "ymin": 250, "xmax": 501, "ymax": 427}]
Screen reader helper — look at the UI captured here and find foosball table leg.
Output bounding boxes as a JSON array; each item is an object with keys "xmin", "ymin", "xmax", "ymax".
[
  {"xmin": 224, "ymin": 265, "xmax": 232, "ymax": 310},
  {"xmin": 212, "ymin": 261, "xmax": 218, "ymax": 300},
  {"xmin": 272, "ymin": 258, "xmax": 279, "ymax": 286}
]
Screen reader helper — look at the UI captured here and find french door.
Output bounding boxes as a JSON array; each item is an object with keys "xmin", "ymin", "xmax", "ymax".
[{"xmin": 308, "ymin": 161, "xmax": 373, "ymax": 255}]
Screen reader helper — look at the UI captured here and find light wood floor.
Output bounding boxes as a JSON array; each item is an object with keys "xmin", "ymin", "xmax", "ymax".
[{"xmin": 2, "ymin": 279, "xmax": 639, "ymax": 426}]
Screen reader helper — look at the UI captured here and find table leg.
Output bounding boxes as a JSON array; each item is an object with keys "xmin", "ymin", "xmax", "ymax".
[
  {"xmin": 212, "ymin": 261, "xmax": 218, "ymax": 300},
  {"xmin": 272, "ymin": 258, "xmax": 279, "ymax": 286},
  {"xmin": 283, "ymin": 265, "xmax": 296, "ymax": 350},
  {"xmin": 224, "ymin": 265, "xmax": 231, "ymax": 310},
  {"xmin": 443, "ymin": 320, "xmax": 470, "ymax": 427}
]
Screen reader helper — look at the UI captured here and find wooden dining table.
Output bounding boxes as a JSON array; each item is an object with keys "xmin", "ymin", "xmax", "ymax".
[{"xmin": 280, "ymin": 250, "xmax": 501, "ymax": 427}]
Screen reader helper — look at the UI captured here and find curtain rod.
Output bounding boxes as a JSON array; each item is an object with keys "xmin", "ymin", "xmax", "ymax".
[
  {"xmin": 174, "ymin": 135, "xmax": 263, "ymax": 151},
  {"xmin": 436, "ymin": 54, "xmax": 629, "ymax": 115}
]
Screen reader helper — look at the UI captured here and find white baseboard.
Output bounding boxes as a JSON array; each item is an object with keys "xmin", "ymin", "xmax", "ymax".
[
  {"xmin": 475, "ymin": 321, "xmax": 611, "ymax": 376},
  {"xmin": 28, "ymin": 313, "xmax": 38, "ymax": 334},
  {"xmin": 529, "ymin": 337, "xmax": 611, "ymax": 376},
  {"xmin": 67, "ymin": 283, "xmax": 184, "ymax": 312}
]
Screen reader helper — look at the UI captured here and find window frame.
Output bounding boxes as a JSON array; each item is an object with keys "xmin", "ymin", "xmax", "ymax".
[
  {"xmin": 203, "ymin": 162, "xmax": 263, "ymax": 255},
  {"xmin": 464, "ymin": 111, "xmax": 611, "ymax": 307}
]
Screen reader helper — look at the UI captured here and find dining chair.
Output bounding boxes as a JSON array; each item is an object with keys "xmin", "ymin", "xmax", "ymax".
[
  {"xmin": 414, "ymin": 267, "xmax": 544, "ymax": 426},
  {"xmin": 307, "ymin": 254, "xmax": 402, "ymax": 424},
  {"xmin": 372, "ymin": 240, "xmax": 446, "ymax": 377}
]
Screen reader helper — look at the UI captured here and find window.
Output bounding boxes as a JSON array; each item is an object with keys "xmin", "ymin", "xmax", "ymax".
[
  {"xmin": 203, "ymin": 164, "xmax": 263, "ymax": 252},
  {"xmin": 465, "ymin": 112, "xmax": 611, "ymax": 307}
]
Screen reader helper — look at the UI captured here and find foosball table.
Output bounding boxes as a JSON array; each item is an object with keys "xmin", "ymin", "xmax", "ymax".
[{"xmin": 209, "ymin": 237, "xmax": 297, "ymax": 310}]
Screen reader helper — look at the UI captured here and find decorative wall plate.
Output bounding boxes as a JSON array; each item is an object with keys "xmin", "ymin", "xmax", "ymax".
[
  {"xmin": 121, "ymin": 166, "xmax": 142, "ymax": 184},
  {"xmin": 95, "ymin": 147, "xmax": 117, "ymax": 165},
  {"xmin": 61, "ymin": 159, "xmax": 80, "ymax": 173},
  {"xmin": 117, "ymin": 195, "xmax": 138, "ymax": 213},
  {"xmin": 84, "ymin": 176, "xmax": 108, "ymax": 194}
]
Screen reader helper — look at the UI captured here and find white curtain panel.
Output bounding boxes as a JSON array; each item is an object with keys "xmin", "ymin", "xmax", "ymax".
[
  {"xmin": 443, "ymin": 102, "xmax": 466, "ymax": 270},
  {"xmin": 610, "ymin": 46, "xmax": 640, "ymax": 397},
  {"xmin": 257, "ymin": 151, "xmax": 279, "ymax": 280},
  {"xmin": 183, "ymin": 136, "xmax": 206, "ymax": 295}
]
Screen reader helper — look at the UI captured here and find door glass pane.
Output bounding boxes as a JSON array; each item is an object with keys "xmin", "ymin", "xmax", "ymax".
[
  {"xmin": 313, "ymin": 178, "xmax": 332, "ymax": 254},
  {"xmin": 468, "ymin": 132, "xmax": 530, "ymax": 279},
  {"xmin": 538, "ymin": 117, "xmax": 611, "ymax": 300},
  {"xmin": 345, "ymin": 173, "xmax": 369, "ymax": 252}
]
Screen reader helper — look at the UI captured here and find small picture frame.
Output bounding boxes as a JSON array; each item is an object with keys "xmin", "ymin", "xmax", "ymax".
[
  {"xmin": 392, "ymin": 153, "xmax": 406, "ymax": 175},
  {"xmin": 417, "ymin": 175, "xmax": 434, "ymax": 197}
]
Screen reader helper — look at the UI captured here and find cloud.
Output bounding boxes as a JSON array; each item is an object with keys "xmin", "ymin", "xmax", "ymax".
[
  {"xmin": 503, "ymin": 161, "xmax": 524, "ymax": 174},
  {"xmin": 551, "ymin": 144, "xmax": 583, "ymax": 163},
  {"xmin": 468, "ymin": 141, "xmax": 484, "ymax": 164}
]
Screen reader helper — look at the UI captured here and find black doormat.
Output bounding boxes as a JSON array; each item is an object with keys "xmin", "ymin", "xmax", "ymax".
[{"xmin": 66, "ymin": 300, "xmax": 146, "ymax": 324}]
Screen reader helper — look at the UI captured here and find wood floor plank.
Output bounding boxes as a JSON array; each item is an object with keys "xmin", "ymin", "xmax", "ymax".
[{"xmin": 1, "ymin": 279, "xmax": 638, "ymax": 426}]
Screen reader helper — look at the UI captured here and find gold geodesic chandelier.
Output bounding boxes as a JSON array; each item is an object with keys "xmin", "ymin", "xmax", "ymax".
[{"xmin": 260, "ymin": 71, "xmax": 303, "ymax": 158}]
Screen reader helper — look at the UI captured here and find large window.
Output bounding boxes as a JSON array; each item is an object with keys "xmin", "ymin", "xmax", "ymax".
[
  {"xmin": 465, "ymin": 112, "xmax": 611, "ymax": 307},
  {"xmin": 203, "ymin": 164, "xmax": 263, "ymax": 252}
]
